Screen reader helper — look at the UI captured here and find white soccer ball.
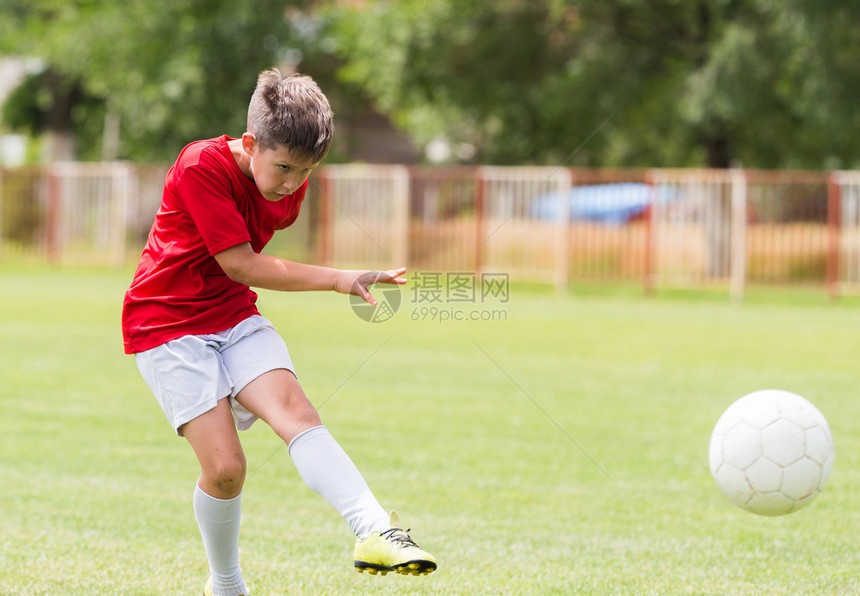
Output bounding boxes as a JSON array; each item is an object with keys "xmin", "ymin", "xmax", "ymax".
[{"xmin": 708, "ymin": 389, "xmax": 835, "ymax": 516}]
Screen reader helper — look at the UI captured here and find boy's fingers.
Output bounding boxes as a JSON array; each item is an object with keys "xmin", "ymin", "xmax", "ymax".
[
  {"xmin": 347, "ymin": 268, "xmax": 407, "ymax": 300},
  {"xmin": 362, "ymin": 271, "xmax": 398, "ymax": 285},
  {"xmin": 376, "ymin": 268, "xmax": 408, "ymax": 284},
  {"xmin": 359, "ymin": 285, "xmax": 377, "ymax": 305},
  {"xmin": 349, "ymin": 278, "xmax": 377, "ymax": 305}
]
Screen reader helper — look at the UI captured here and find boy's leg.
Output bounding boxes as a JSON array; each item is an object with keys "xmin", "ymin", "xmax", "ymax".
[
  {"xmin": 235, "ymin": 369, "xmax": 389, "ymax": 538},
  {"xmin": 182, "ymin": 399, "xmax": 248, "ymax": 596}
]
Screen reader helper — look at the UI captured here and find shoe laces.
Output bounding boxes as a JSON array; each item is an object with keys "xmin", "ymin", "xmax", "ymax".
[{"xmin": 380, "ymin": 526, "xmax": 421, "ymax": 548}]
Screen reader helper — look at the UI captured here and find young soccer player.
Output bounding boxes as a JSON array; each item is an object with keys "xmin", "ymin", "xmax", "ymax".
[{"xmin": 122, "ymin": 69, "xmax": 436, "ymax": 596}]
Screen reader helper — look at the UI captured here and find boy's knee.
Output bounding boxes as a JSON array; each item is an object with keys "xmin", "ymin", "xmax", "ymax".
[{"xmin": 207, "ymin": 453, "xmax": 246, "ymax": 496}]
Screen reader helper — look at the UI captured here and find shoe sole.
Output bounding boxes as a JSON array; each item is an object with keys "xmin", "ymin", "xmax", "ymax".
[{"xmin": 354, "ymin": 560, "xmax": 437, "ymax": 576}]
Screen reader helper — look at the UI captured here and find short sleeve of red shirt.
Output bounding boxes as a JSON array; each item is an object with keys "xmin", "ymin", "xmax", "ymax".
[
  {"xmin": 121, "ymin": 135, "xmax": 305, "ymax": 354},
  {"xmin": 180, "ymin": 154, "xmax": 253, "ymax": 255}
]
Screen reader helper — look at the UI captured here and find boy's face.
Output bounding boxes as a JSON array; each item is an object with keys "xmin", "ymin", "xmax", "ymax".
[{"xmin": 242, "ymin": 133, "xmax": 319, "ymax": 201}]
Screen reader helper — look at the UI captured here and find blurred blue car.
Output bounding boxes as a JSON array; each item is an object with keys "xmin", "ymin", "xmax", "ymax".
[{"xmin": 529, "ymin": 183, "xmax": 678, "ymax": 225}]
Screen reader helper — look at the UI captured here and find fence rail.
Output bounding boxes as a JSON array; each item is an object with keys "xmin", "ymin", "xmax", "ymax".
[{"xmin": 2, "ymin": 162, "xmax": 859, "ymax": 298}]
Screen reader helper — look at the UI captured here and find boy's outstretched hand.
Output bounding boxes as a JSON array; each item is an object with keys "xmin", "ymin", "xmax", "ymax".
[{"xmin": 334, "ymin": 267, "xmax": 407, "ymax": 306}]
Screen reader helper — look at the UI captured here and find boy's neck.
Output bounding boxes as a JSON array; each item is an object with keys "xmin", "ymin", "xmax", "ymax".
[{"xmin": 228, "ymin": 138, "xmax": 253, "ymax": 179}]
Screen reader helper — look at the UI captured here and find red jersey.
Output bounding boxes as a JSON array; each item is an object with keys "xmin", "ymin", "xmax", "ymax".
[{"xmin": 122, "ymin": 135, "xmax": 306, "ymax": 354}]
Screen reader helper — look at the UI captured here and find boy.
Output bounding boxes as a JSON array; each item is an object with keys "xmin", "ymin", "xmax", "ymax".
[{"xmin": 122, "ymin": 69, "xmax": 436, "ymax": 596}]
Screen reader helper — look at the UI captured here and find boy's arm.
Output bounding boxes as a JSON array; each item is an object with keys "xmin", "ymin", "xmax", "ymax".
[{"xmin": 215, "ymin": 242, "xmax": 406, "ymax": 305}]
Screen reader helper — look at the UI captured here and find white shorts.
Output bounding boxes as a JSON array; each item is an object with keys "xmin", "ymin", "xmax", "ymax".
[{"xmin": 135, "ymin": 315, "xmax": 295, "ymax": 435}]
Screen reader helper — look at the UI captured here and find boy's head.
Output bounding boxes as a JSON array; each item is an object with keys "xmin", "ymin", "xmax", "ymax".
[{"xmin": 246, "ymin": 69, "xmax": 334, "ymax": 164}]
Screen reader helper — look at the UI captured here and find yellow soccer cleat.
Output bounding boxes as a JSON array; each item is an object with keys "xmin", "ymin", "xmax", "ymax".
[
  {"xmin": 203, "ymin": 577, "xmax": 245, "ymax": 596},
  {"xmin": 353, "ymin": 512, "xmax": 437, "ymax": 576}
]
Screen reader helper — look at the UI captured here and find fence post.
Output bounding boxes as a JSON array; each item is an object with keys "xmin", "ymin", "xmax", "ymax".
[
  {"xmin": 730, "ymin": 169, "xmax": 747, "ymax": 303},
  {"xmin": 46, "ymin": 169, "xmax": 61, "ymax": 264},
  {"xmin": 317, "ymin": 169, "xmax": 332, "ymax": 267},
  {"xmin": 554, "ymin": 168, "xmax": 571, "ymax": 294},
  {"xmin": 474, "ymin": 168, "xmax": 485, "ymax": 275},
  {"xmin": 109, "ymin": 163, "xmax": 131, "ymax": 267},
  {"xmin": 392, "ymin": 165, "xmax": 410, "ymax": 267},
  {"xmin": 827, "ymin": 172, "xmax": 841, "ymax": 299},
  {"xmin": 643, "ymin": 169, "xmax": 656, "ymax": 295}
]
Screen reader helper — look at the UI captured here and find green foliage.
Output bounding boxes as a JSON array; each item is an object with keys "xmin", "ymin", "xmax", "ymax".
[
  {"xmin": 1, "ymin": 68, "xmax": 106, "ymax": 160},
  {"xmin": 326, "ymin": 0, "xmax": 860, "ymax": 168},
  {"xmin": 1, "ymin": 71, "xmax": 48, "ymax": 136},
  {"xmin": 0, "ymin": 0, "xmax": 305, "ymax": 161},
  {"xmin": 3, "ymin": 0, "xmax": 860, "ymax": 166}
]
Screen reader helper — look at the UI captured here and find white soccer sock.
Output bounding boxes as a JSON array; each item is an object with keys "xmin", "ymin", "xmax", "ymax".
[
  {"xmin": 288, "ymin": 425, "xmax": 390, "ymax": 539},
  {"xmin": 193, "ymin": 484, "xmax": 248, "ymax": 596}
]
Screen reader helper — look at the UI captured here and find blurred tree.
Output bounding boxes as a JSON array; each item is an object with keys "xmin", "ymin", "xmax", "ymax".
[
  {"xmin": 0, "ymin": 0, "xmax": 301, "ymax": 161},
  {"xmin": 4, "ymin": 0, "xmax": 860, "ymax": 167},
  {"xmin": 324, "ymin": 0, "xmax": 860, "ymax": 168}
]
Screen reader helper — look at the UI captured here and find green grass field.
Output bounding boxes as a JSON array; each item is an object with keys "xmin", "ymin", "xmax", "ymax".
[{"xmin": 2, "ymin": 266, "xmax": 860, "ymax": 594}]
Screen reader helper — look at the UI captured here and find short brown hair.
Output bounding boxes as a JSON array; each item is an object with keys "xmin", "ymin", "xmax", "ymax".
[{"xmin": 247, "ymin": 69, "xmax": 334, "ymax": 163}]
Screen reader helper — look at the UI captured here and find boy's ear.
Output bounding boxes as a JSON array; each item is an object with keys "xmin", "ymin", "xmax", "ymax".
[{"xmin": 241, "ymin": 132, "xmax": 258, "ymax": 155}]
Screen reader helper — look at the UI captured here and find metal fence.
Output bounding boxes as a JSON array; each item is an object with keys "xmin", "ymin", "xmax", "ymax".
[
  {"xmin": 0, "ymin": 163, "xmax": 166, "ymax": 265},
  {"xmin": 1, "ymin": 162, "xmax": 857, "ymax": 298}
]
